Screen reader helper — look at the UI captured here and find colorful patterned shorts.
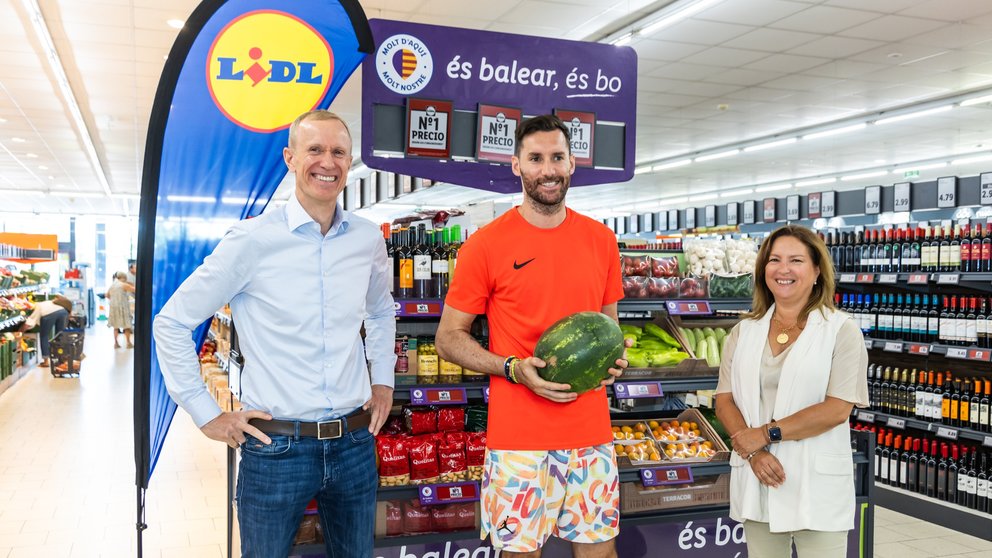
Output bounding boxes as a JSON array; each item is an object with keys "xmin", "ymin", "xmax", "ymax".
[{"xmin": 479, "ymin": 443, "xmax": 620, "ymax": 552}]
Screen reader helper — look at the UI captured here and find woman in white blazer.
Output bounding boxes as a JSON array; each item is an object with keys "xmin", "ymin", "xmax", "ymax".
[{"xmin": 715, "ymin": 225, "xmax": 869, "ymax": 557}]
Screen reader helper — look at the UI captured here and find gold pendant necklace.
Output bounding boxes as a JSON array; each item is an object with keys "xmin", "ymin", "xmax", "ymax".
[{"xmin": 773, "ymin": 315, "xmax": 801, "ymax": 345}]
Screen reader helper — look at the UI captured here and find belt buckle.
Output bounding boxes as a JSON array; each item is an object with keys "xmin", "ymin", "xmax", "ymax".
[{"xmin": 317, "ymin": 419, "xmax": 343, "ymax": 440}]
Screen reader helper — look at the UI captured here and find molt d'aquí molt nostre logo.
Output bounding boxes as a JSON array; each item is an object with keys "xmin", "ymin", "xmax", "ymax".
[
  {"xmin": 376, "ymin": 33, "xmax": 433, "ymax": 95},
  {"xmin": 207, "ymin": 10, "xmax": 334, "ymax": 132}
]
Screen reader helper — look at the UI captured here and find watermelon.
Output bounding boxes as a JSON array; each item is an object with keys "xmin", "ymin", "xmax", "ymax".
[{"xmin": 534, "ymin": 311, "xmax": 625, "ymax": 394}]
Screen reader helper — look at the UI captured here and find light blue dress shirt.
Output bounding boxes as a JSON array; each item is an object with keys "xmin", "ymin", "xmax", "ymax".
[{"xmin": 154, "ymin": 194, "xmax": 397, "ymax": 428}]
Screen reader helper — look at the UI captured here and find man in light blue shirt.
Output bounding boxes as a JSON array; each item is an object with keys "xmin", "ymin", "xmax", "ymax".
[{"xmin": 154, "ymin": 110, "xmax": 396, "ymax": 558}]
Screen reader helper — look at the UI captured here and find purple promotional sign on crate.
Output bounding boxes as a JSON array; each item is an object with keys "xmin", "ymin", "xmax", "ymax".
[{"xmin": 361, "ymin": 19, "xmax": 637, "ymax": 193}]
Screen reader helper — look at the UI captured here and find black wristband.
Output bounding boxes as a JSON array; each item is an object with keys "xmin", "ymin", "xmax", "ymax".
[{"xmin": 503, "ymin": 356, "xmax": 519, "ymax": 384}]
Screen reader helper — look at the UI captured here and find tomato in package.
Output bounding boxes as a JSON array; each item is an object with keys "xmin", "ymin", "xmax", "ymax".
[
  {"xmin": 437, "ymin": 406, "xmax": 465, "ymax": 432},
  {"xmin": 403, "ymin": 405, "xmax": 438, "ymax": 435},
  {"xmin": 622, "ymin": 254, "xmax": 651, "ymax": 277},
  {"xmin": 646, "ymin": 277, "xmax": 679, "ymax": 298},
  {"xmin": 679, "ymin": 275, "xmax": 708, "ymax": 298},
  {"xmin": 651, "ymin": 256, "xmax": 680, "ymax": 278},
  {"xmin": 622, "ymin": 276, "xmax": 648, "ymax": 299}
]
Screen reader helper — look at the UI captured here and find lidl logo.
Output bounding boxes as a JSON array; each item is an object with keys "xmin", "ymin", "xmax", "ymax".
[
  {"xmin": 376, "ymin": 33, "xmax": 432, "ymax": 95},
  {"xmin": 207, "ymin": 10, "xmax": 333, "ymax": 132}
]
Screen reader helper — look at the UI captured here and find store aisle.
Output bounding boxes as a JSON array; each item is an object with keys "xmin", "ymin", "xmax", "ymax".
[
  {"xmin": 0, "ymin": 324, "xmax": 990, "ymax": 557},
  {"xmin": 0, "ymin": 325, "xmax": 230, "ymax": 558}
]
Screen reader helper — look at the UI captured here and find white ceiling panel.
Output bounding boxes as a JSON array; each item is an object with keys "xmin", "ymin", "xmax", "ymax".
[
  {"xmin": 744, "ymin": 53, "xmax": 831, "ymax": 73},
  {"xmin": 702, "ymin": 67, "xmax": 785, "ymax": 87},
  {"xmin": 632, "ymin": 39, "xmax": 708, "ymax": 62},
  {"xmin": 840, "ymin": 15, "xmax": 948, "ymax": 42},
  {"xmin": 649, "ymin": 19, "xmax": 754, "ymax": 46},
  {"xmin": 787, "ymin": 35, "xmax": 885, "ymax": 58},
  {"xmin": 695, "ymin": 0, "xmax": 810, "ymax": 27},
  {"xmin": 682, "ymin": 46, "xmax": 771, "ymax": 67},
  {"xmin": 769, "ymin": 5, "xmax": 881, "ymax": 34},
  {"xmin": 721, "ymin": 28, "xmax": 820, "ymax": 53},
  {"xmin": 899, "ymin": 0, "xmax": 992, "ymax": 21}
]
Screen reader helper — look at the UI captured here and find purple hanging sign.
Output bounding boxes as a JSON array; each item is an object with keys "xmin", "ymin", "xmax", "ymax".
[{"xmin": 361, "ymin": 19, "xmax": 637, "ymax": 193}]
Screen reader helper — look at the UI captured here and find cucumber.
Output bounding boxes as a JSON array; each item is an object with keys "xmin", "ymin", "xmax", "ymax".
[
  {"xmin": 705, "ymin": 337, "xmax": 720, "ymax": 367},
  {"xmin": 684, "ymin": 328, "xmax": 697, "ymax": 348},
  {"xmin": 695, "ymin": 338, "xmax": 708, "ymax": 362}
]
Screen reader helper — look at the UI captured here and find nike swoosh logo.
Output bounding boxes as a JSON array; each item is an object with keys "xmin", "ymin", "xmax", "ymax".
[{"xmin": 513, "ymin": 258, "xmax": 536, "ymax": 270}]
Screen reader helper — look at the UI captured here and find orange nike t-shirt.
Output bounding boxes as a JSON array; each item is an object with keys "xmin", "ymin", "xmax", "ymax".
[{"xmin": 444, "ymin": 206, "xmax": 623, "ymax": 450}]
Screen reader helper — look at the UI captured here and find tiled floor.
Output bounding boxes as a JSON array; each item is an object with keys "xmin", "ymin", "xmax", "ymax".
[{"xmin": 0, "ymin": 325, "xmax": 990, "ymax": 557}]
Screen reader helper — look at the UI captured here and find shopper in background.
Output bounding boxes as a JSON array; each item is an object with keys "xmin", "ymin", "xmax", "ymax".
[
  {"xmin": 714, "ymin": 225, "xmax": 869, "ymax": 557},
  {"xmin": 21, "ymin": 294, "xmax": 73, "ymax": 368},
  {"xmin": 154, "ymin": 110, "xmax": 395, "ymax": 558},
  {"xmin": 126, "ymin": 259, "xmax": 136, "ymax": 285},
  {"xmin": 105, "ymin": 271, "xmax": 134, "ymax": 349},
  {"xmin": 436, "ymin": 114, "xmax": 629, "ymax": 558}
]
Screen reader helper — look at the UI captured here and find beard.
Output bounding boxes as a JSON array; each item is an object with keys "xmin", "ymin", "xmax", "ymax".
[{"xmin": 522, "ymin": 174, "xmax": 570, "ymax": 215}]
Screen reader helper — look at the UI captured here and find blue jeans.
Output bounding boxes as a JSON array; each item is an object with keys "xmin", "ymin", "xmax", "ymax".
[
  {"xmin": 39, "ymin": 308, "xmax": 68, "ymax": 358},
  {"xmin": 236, "ymin": 423, "xmax": 377, "ymax": 558}
]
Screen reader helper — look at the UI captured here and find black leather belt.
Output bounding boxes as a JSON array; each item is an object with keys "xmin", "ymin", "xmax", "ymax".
[{"xmin": 248, "ymin": 409, "xmax": 371, "ymax": 440}]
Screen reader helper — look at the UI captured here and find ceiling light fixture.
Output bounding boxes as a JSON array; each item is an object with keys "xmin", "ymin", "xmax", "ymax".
[
  {"xmin": 11, "ymin": 137, "xmax": 26, "ymax": 143},
  {"xmin": 694, "ymin": 149, "xmax": 740, "ymax": 162},
  {"xmin": 892, "ymin": 162, "xmax": 946, "ymax": 174},
  {"xmin": 166, "ymin": 195, "xmax": 216, "ymax": 203},
  {"xmin": 0, "ymin": 188, "xmax": 43, "ymax": 196},
  {"xmin": 951, "ymin": 153, "xmax": 992, "ymax": 165},
  {"xmin": 25, "ymin": 153, "xmax": 37, "ymax": 158},
  {"xmin": 610, "ymin": 32, "xmax": 632, "ymax": 46},
  {"xmin": 719, "ymin": 188, "xmax": 754, "ymax": 198},
  {"xmin": 658, "ymin": 196, "xmax": 689, "ymax": 205},
  {"xmin": 634, "ymin": 166, "xmax": 653, "ymax": 175},
  {"xmin": 874, "ymin": 105, "xmax": 953, "ymax": 125},
  {"xmin": 166, "ymin": 19, "xmax": 185, "ymax": 29},
  {"xmin": 694, "ymin": 193, "xmax": 719, "ymax": 202},
  {"xmin": 22, "ymin": 0, "xmax": 113, "ymax": 197},
  {"xmin": 795, "ymin": 177, "xmax": 837, "ymax": 187},
  {"xmin": 640, "ymin": 0, "xmax": 723, "ymax": 36},
  {"xmin": 841, "ymin": 171, "xmax": 888, "ymax": 181},
  {"xmin": 110, "ymin": 193, "xmax": 141, "ymax": 200},
  {"xmin": 743, "ymin": 137, "xmax": 798, "ymax": 153},
  {"xmin": 961, "ymin": 94, "xmax": 992, "ymax": 107},
  {"xmin": 755, "ymin": 184, "xmax": 793, "ymax": 193},
  {"xmin": 802, "ymin": 123, "xmax": 867, "ymax": 141},
  {"xmin": 49, "ymin": 190, "xmax": 105, "ymax": 198},
  {"xmin": 653, "ymin": 159, "xmax": 692, "ymax": 171}
]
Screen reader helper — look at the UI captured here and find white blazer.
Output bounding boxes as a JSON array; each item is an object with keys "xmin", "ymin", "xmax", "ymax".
[{"xmin": 728, "ymin": 304, "xmax": 856, "ymax": 532}]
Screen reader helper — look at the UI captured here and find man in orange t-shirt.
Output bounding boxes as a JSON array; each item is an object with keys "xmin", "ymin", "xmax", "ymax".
[{"xmin": 436, "ymin": 114, "xmax": 628, "ymax": 557}]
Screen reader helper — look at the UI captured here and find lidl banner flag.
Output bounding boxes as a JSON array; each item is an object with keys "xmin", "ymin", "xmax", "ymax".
[{"xmin": 134, "ymin": 0, "xmax": 372, "ymax": 542}]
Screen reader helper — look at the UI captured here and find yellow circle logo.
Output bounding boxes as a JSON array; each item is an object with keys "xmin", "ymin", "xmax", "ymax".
[{"xmin": 207, "ymin": 10, "xmax": 334, "ymax": 132}]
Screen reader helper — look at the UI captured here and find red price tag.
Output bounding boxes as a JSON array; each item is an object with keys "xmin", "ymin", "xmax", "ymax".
[
  {"xmin": 409, "ymin": 387, "xmax": 468, "ymax": 405},
  {"xmin": 908, "ymin": 343, "xmax": 930, "ymax": 356},
  {"xmin": 968, "ymin": 348, "xmax": 991, "ymax": 362},
  {"xmin": 666, "ymin": 300, "xmax": 712, "ymax": 315},
  {"xmin": 640, "ymin": 466, "xmax": 694, "ymax": 487},
  {"xmin": 401, "ymin": 301, "xmax": 442, "ymax": 316},
  {"xmin": 613, "ymin": 382, "xmax": 664, "ymax": 398},
  {"xmin": 907, "ymin": 273, "xmax": 929, "ymax": 285},
  {"xmin": 856, "ymin": 274, "xmax": 875, "ymax": 284},
  {"xmin": 418, "ymin": 482, "xmax": 480, "ymax": 505}
]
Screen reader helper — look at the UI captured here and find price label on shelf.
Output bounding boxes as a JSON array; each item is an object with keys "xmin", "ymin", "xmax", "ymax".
[
  {"xmin": 418, "ymin": 482, "xmax": 480, "ymax": 506},
  {"xmin": 936, "ymin": 426, "xmax": 959, "ymax": 440},
  {"xmin": 946, "ymin": 347, "xmax": 968, "ymax": 359},
  {"xmin": 807, "ymin": 192, "xmax": 822, "ymax": 219},
  {"xmin": 936, "ymin": 274, "xmax": 960, "ymax": 285},
  {"xmin": 613, "ymin": 382, "xmax": 664, "ymax": 399},
  {"xmin": 984, "ymin": 435, "xmax": 992, "ymax": 448},
  {"xmin": 483, "ymin": 387, "xmax": 490, "ymax": 403},
  {"xmin": 865, "ymin": 185, "xmax": 881, "ymax": 215},
  {"xmin": 705, "ymin": 205, "xmax": 716, "ymax": 227},
  {"xmin": 907, "ymin": 273, "xmax": 929, "ymax": 285},
  {"xmin": 640, "ymin": 466, "xmax": 694, "ymax": 487},
  {"xmin": 883, "ymin": 342, "xmax": 904, "ymax": 353},
  {"xmin": 685, "ymin": 208, "xmax": 696, "ymax": 229},
  {"xmin": 857, "ymin": 411, "xmax": 876, "ymax": 423},
  {"xmin": 981, "ymin": 173, "xmax": 992, "ymax": 206},
  {"xmin": 856, "ymin": 274, "xmax": 875, "ymax": 284},
  {"xmin": 967, "ymin": 348, "xmax": 992, "ymax": 361},
  {"xmin": 886, "ymin": 417, "xmax": 906, "ymax": 430},
  {"xmin": 937, "ymin": 176, "xmax": 957, "ymax": 208},
  {"xmin": 409, "ymin": 387, "xmax": 468, "ymax": 406},
  {"xmin": 864, "ymin": 339, "xmax": 874, "ymax": 351},
  {"xmin": 742, "ymin": 200, "xmax": 755, "ymax": 225},
  {"xmin": 665, "ymin": 300, "xmax": 712, "ymax": 315},
  {"xmin": 821, "ymin": 191, "xmax": 836, "ymax": 218},
  {"xmin": 907, "ymin": 343, "xmax": 930, "ymax": 356},
  {"xmin": 839, "ymin": 274, "xmax": 857, "ymax": 283},
  {"xmin": 878, "ymin": 274, "xmax": 898, "ymax": 284},
  {"xmin": 787, "ymin": 195, "xmax": 800, "ymax": 221},
  {"xmin": 399, "ymin": 301, "xmax": 443, "ymax": 316},
  {"xmin": 726, "ymin": 202, "xmax": 738, "ymax": 226},
  {"xmin": 684, "ymin": 393, "xmax": 699, "ymax": 407},
  {"xmin": 894, "ymin": 182, "xmax": 911, "ymax": 213}
]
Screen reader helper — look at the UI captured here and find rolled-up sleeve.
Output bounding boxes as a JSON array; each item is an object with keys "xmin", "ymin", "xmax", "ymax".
[
  {"xmin": 153, "ymin": 225, "xmax": 252, "ymax": 427},
  {"xmin": 363, "ymin": 234, "xmax": 397, "ymax": 388}
]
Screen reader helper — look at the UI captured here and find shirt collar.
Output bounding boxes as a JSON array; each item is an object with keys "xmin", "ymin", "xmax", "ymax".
[{"xmin": 285, "ymin": 192, "xmax": 350, "ymax": 235}]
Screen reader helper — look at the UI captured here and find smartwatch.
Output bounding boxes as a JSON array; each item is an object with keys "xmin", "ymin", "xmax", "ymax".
[{"xmin": 767, "ymin": 423, "xmax": 782, "ymax": 443}]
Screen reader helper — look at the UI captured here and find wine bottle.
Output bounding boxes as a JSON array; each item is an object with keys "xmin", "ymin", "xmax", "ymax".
[
  {"xmin": 957, "ymin": 446, "xmax": 971, "ymax": 506},
  {"xmin": 977, "ymin": 452, "xmax": 989, "ymax": 513},
  {"xmin": 413, "ymin": 224, "xmax": 432, "ymax": 299},
  {"xmin": 907, "ymin": 438, "xmax": 921, "ymax": 493},
  {"xmin": 398, "ymin": 228, "xmax": 414, "ymax": 298},
  {"xmin": 938, "ymin": 443, "xmax": 950, "ymax": 501},
  {"xmin": 948, "ymin": 444, "xmax": 959, "ymax": 503}
]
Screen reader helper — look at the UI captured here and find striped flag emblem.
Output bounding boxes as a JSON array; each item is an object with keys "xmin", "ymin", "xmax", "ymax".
[{"xmin": 393, "ymin": 48, "xmax": 417, "ymax": 79}]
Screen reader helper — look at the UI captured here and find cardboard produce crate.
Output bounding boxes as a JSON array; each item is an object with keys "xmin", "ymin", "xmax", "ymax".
[{"xmin": 620, "ymin": 472, "xmax": 729, "ymax": 514}]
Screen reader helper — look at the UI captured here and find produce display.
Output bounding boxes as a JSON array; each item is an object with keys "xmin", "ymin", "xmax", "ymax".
[
  {"xmin": 621, "ymin": 322, "xmax": 689, "ymax": 369},
  {"xmin": 534, "ymin": 311, "xmax": 624, "ymax": 394},
  {"xmin": 677, "ymin": 325, "xmax": 729, "ymax": 367},
  {"xmin": 612, "ymin": 415, "xmax": 723, "ymax": 463},
  {"xmin": 708, "ymin": 273, "xmax": 753, "ymax": 298},
  {"xmin": 620, "ymin": 238, "xmax": 756, "ymax": 299},
  {"xmin": 0, "ymin": 268, "xmax": 49, "ymax": 290}
]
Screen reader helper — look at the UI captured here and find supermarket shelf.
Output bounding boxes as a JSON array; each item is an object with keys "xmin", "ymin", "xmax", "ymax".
[
  {"xmin": 852, "ymin": 408, "xmax": 992, "ymax": 445},
  {"xmin": 618, "ymin": 298, "xmax": 751, "ymax": 313},
  {"xmin": 391, "ymin": 377, "xmax": 719, "ymax": 404},
  {"xmin": 0, "ymin": 284, "xmax": 42, "ymax": 297},
  {"xmin": 836, "ymin": 271, "xmax": 992, "ymax": 286},
  {"xmin": 874, "ymin": 483, "xmax": 992, "ymax": 541},
  {"xmin": 863, "ymin": 337, "xmax": 992, "ymax": 363},
  {"xmin": 394, "ymin": 298, "xmax": 444, "ymax": 318},
  {"xmin": 0, "ymin": 315, "xmax": 25, "ymax": 332}
]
